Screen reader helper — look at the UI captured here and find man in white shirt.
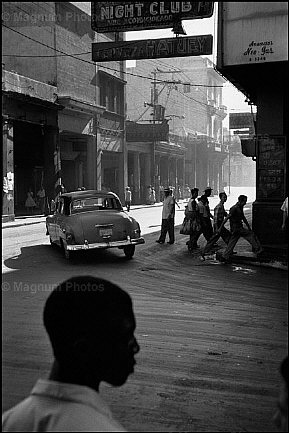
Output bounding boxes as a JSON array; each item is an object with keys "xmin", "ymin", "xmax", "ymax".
[
  {"xmin": 156, "ymin": 188, "xmax": 175, "ymax": 244},
  {"xmin": 2, "ymin": 276, "xmax": 140, "ymax": 432}
]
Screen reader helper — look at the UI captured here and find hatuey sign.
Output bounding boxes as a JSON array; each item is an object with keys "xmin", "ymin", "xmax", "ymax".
[
  {"xmin": 92, "ymin": 34, "xmax": 213, "ymax": 61},
  {"xmin": 91, "ymin": 2, "xmax": 214, "ymax": 33}
]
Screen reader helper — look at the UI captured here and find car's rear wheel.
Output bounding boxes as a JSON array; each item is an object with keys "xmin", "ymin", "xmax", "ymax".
[{"xmin": 123, "ymin": 245, "xmax": 135, "ymax": 259}]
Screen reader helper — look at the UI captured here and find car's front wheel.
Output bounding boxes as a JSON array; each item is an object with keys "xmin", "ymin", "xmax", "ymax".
[{"xmin": 123, "ymin": 245, "xmax": 135, "ymax": 259}]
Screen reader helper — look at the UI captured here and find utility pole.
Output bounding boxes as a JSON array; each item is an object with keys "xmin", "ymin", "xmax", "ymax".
[{"xmin": 151, "ymin": 69, "xmax": 159, "ymax": 201}]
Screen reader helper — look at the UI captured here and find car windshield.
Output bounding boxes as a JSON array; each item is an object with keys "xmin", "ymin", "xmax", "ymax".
[{"xmin": 71, "ymin": 196, "xmax": 122, "ymax": 213}]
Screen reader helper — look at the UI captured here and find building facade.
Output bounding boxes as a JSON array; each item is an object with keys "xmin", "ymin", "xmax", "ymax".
[
  {"xmin": 126, "ymin": 56, "xmax": 228, "ymax": 202},
  {"xmin": 2, "ymin": 1, "xmax": 126, "ymax": 221},
  {"xmin": 217, "ymin": 2, "xmax": 288, "ymax": 246}
]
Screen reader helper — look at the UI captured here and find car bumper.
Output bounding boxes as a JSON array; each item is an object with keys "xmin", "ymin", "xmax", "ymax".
[{"xmin": 67, "ymin": 237, "xmax": 145, "ymax": 251}]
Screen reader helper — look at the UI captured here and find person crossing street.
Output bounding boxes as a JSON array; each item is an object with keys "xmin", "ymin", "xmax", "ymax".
[
  {"xmin": 217, "ymin": 195, "xmax": 263, "ymax": 263},
  {"xmin": 156, "ymin": 188, "xmax": 175, "ymax": 245},
  {"xmin": 201, "ymin": 192, "xmax": 231, "ymax": 258}
]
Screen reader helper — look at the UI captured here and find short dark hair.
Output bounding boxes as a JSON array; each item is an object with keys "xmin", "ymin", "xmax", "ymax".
[
  {"xmin": 238, "ymin": 195, "xmax": 247, "ymax": 202},
  {"xmin": 219, "ymin": 192, "xmax": 227, "ymax": 199},
  {"xmin": 43, "ymin": 276, "xmax": 133, "ymax": 363}
]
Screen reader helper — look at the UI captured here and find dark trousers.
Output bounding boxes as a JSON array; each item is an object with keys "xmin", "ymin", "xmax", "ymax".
[
  {"xmin": 159, "ymin": 218, "xmax": 175, "ymax": 243},
  {"xmin": 222, "ymin": 228, "xmax": 262, "ymax": 260},
  {"xmin": 202, "ymin": 226, "xmax": 231, "ymax": 254},
  {"xmin": 195, "ymin": 217, "xmax": 213, "ymax": 244},
  {"xmin": 188, "ymin": 226, "xmax": 202, "ymax": 249}
]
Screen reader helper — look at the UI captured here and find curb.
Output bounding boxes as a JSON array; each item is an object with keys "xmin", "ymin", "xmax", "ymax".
[{"xmin": 214, "ymin": 251, "xmax": 288, "ymax": 271}]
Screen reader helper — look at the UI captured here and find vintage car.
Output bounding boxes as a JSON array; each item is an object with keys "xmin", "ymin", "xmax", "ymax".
[{"xmin": 46, "ymin": 190, "xmax": 145, "ymax": 260}]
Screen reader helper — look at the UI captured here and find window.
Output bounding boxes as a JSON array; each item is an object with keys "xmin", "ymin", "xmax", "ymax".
[
  {"xmin": 71, "ymin": 196, "xmax": 122, "ymax": 213},
  {"xmin": 99, "ymin": 73, "xmax": 124, "ymax": 115}
]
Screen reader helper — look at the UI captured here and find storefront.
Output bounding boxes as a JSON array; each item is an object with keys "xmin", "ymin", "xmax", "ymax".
[{"xmin": 2, "ymin": 70, "xmax": 60, "ymax": 220}]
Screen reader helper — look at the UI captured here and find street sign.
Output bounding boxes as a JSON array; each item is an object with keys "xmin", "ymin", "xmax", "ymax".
[
  {"xmin": 229, "ymin": 112, "xmax": 255, "ymax": 130},
  {"xmin": 91, "ymin": 2, "xmax": 214, "ymax": 33},
  {"xmin": 92, "ymin": 34, "xmax": 213, "ymax": 62}
]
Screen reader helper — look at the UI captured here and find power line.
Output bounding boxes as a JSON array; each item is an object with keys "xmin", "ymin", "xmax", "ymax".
[{"xmin": 2, "ymin": 23, "xmax": 224, "ymax": 88}]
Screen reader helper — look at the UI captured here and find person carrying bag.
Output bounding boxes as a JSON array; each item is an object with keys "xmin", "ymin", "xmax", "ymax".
[{"xmin": 180, "ymin": 188, "xmax": 201, "ymax": 252}]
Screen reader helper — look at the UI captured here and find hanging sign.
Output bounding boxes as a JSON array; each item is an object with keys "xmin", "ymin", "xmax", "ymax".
[
  {"xmin": 91, "ymin": 2, "xmax": 214, "ymax": 33},
  {"xmin": 92, "ymin": 34, "xmax": 213, "ymax": 62}
]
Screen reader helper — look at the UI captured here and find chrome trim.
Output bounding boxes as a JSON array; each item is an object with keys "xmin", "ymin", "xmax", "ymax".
[
  {"xmin": 95, "ymin": 224, "xmax": 114, "ymax": 228},
  {"xmin": 67, "ymin": 237, "xmax": 145, "ymax": 251}
]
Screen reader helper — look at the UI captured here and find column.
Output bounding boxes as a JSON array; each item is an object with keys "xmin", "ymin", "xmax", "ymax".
[
  {"xmin": 44, "ymin": 125, "xmax": 59, "ymax": 203},
  {"xmin": 87, "ymin": 135, "xmax": 96, "ymax": 189},
  {"xmin": 133, "ymin": 153, "xmax": 140, "ymax": 204},
  {"xmin": 2, "ymin": 119, "xmax": 14, "ymax": 221},
  {"xmin": 154, "ymin": 154, "xmax": 160, "ymax": 202}
]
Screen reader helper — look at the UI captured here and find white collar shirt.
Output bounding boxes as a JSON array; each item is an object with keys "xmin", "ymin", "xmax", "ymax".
[
  {"xmin": 2, "ymin": 379, "xmax": 126, "ymax": 432},
  {"xmin": 162, "ymin": 195, "xmax": 174, "ymax": 219}
]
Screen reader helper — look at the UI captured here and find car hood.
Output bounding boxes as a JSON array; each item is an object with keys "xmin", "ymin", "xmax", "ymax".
[{"xmin": 71, "ymin": 210, "xmax": 138, "ymax": 243}]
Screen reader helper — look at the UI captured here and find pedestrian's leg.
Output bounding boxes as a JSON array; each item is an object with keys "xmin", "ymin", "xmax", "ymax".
[
  {"xmin": 158, "ymin": 219, "xmax": 168, "ymax": 243},
  {"xmin": 240, "ymin": 228, "xmax": 263, "ymax": 253},
  {"xmin": 203, "ymin": 219, "xmax": 213, "ymax": 242},
  {"xmin": 168, "ymin": 218, "xmax": 175, "ymax": 243},
  {"xmin": 189, "ymin": 227, "xmax": 202, "ymax": 250},
  {"xmin": 222, "ymin": 232, "xmax": 240, "ymax": 261},
  {"xmin": 220, "ymin": 227, "xmax": 231, "ymax": 244},
  {"xmin": 202, "ymin": 232, "xmax": 221, "ymax": 255}
]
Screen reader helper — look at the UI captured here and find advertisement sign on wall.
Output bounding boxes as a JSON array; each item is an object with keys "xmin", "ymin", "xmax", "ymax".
[
  {"xmin": 92, "ymin": 34, "xmax": 213, "ymax": 62},
  {"xmin": 219, "ymin": 2, "xmax": 288, "ymax": 66}
]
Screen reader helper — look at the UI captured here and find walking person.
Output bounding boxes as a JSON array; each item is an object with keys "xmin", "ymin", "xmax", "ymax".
[
  {"xmin": 196, "ymin": 187, "xmax": 214, "ymax": 243},
  {"xmin": 150, "ymin": 186, "xmax": 156, "ymax": 204},
  {"xmin": 2, "ymin": 276, "xmax": 140, "ymax": 432},
  {"xmin": 201, "ymin": 192, "xmax": 231, "ymax": 258},
  {"xmin": 156, "ymin": 187, "xmax": 175, "ymax": 244},
  {"xmin": 217, "ymin": 195, "xmax": 263, "ymax": 263},
  {"xmin": 125, "ymin": 186, "xmax": 132, "ymax": 212},
  {"xmin": 37, "ymin": 186, "xmax": 46, "ymax": 215},
  {"xmin": 25, "ymin": 187, "xmax": 37, "ymax": 214},
  {"xmin": 185, "ymin": 188, "xmax": 201, "ymax": 252}
]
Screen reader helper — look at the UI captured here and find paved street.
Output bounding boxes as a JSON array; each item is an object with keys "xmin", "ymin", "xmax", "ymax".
[{"xmin": 2, "ymin": 188, "xmax": 287, "ymax": 432}]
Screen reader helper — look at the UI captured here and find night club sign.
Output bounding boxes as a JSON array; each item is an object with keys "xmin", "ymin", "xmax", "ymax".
[{"xmin": 91, "ymin": 2, "xmax": 214, "ymax": 33}]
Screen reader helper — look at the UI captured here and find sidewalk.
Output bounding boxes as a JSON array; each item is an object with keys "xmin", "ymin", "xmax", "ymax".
[{"xmin": 1, "ymin": 201, "xmax": 165, "ymax": 230}]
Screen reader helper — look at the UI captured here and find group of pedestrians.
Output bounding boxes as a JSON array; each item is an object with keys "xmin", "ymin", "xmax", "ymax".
[
  {"xmin": 156, "ymin": 185, "xmax": 264, "ymax": 264},
  {"xmin": 2, "ymin": 274, "xmax": 288, "ymax": 432}
]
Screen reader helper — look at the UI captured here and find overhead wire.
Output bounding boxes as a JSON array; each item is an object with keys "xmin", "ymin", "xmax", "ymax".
[{"xmin": 2, "ymin": 22, "xmax": 224, "ymax": 88}]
